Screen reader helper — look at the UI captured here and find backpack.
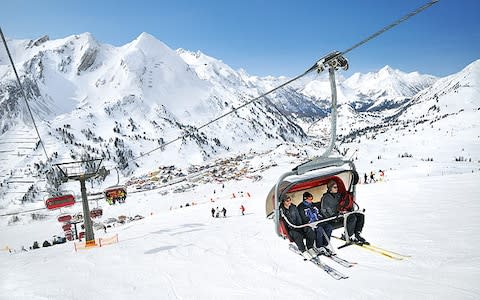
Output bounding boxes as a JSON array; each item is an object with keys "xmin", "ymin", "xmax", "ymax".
[{"xmin": 338, "ymin": 193, "xmax": 353, "ymax": 212}]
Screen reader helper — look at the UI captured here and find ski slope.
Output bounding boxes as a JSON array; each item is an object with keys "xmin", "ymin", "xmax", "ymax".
[{"xmin": 1, "ymin": 162, "xmax": 479, "ymax": 299}]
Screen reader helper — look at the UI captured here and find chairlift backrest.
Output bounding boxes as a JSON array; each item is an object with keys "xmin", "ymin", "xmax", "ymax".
[
  {"xmin": 57, "ymin": 214, "xmax": 72, "ymax": 223},
  {"xmin": 62, "ymin": 223, "xmax": 72, "ymax": 231},
  {"xmin": 45, "ymin": 194, "xmax": 75, "ymax": 210}
]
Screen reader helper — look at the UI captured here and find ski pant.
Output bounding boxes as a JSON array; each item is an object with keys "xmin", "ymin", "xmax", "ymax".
[
  {"xmin": 346, "ymin": 213, "xmax": 365, "ymax": 237},
  {"xmin": 315, "ymin": 223, "xmax": 333, "ymax": 248},
  {"xmin": 289, "ymin": 227, "xmax": 315, "ymax": 252}
]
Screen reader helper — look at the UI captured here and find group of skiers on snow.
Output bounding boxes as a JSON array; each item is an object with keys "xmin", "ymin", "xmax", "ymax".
[
  {"xmin": 211, "ymin": 205, "xmax": 246, "ymax": 218},
  {"xmin": 363, "ymin": 170, "xmax": 385, "ymax": 184},
  {"xmin": 8, "ymin": 236, "xmax": 67, "ymax": 253},
  {"xmin": 280, "ymin": 180, "xmax": 366, "ymax": 260},
  {"xmin": 211, "ymin": 207, "xmax": 227, "ymax": 218}
]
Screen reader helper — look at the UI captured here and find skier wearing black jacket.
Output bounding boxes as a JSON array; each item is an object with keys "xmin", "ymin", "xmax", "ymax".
[
  {"xmin": 320, "ymin": 180, "xmax": 366, "ymax": 243},
  {"xmin": 280, "ymin": 195, "xmax": 316, "ymax": 259},
  {"xmin": 297, "ymin": 191, "xmax": 333, "ymax": 251}
]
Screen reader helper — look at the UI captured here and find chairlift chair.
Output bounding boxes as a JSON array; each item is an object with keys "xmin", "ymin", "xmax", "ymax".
[
  {"xmin": 104, "ymin": 185, "xmax": 127, "ymax": 205},
  {"xmin": 265, "ymin": 52, "xmax": 364, "ymax": 244},
  {"xmin": 44, "ymin": 192, "xmax": 75, "ymax": 210},
  {"xmin": 265, "ymin": 157, "xmax": 361, "ymax": 243},
  {"xmin": 90, "ymin": 207, "xmax": 103, "ymax": 218},
  {"xmin": 57, "ymin": 213, "xmax": 72, "ymax": 223}
]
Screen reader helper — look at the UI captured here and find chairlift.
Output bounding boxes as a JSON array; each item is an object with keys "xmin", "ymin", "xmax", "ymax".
[
  {"xmin": 90, "ymin": 207, "xmax": 103, "ymax": 218},
  {"xmin": 57, "ymin": 213, "xmax": 72, "ymax": 223},
  {"xmin": 265, "ymin": 158, "xmax": 361, "ymax": 243},
  {"xmin": 44, "ymin": 192, "xmax": 75, "ymax": 210},
  {"xmin": 265, "ymin": 53, "xmax": 364, "ymax": 244},
  {"xmin": 104, "ymin": 167, "xmax": 127, "ymax": 205},
  {"xmin": 104, "ymin": 185, "xmax": 127, "ymax": 205},
  {"xmin": 62, "ymin": 223, "xmax": 72, "ymax": 232},
  {"xmin": 89, "ymin": 198, "xmax": 103, "ymax": 218}
]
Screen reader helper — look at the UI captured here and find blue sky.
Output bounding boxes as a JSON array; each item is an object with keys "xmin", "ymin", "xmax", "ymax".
[{"xmin": 1, "ymin": 0, "xmax": 479, "ymax": 77}]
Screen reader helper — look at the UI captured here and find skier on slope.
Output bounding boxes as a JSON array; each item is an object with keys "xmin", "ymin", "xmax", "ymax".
[{"xmin": 370, "ymin": 171, "xmax": 376, "ymax": 183}]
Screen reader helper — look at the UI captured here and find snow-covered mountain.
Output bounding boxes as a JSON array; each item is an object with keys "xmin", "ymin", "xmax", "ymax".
[
  {"xmin": 301, "ymin": 65, "xmax": 437, "ymax": 111},
  {"xmin": 307, "ymin": 60, "xmax": 479, "ymax": 154},
  {"xmin": 0, "ymin": 33, "xmax": 306, "ymax": 174},
  {"xmin": 177, "ymin": 49, "xmax": 327, "ymax": 121},
  {"xmin": 343, "ymin": 65, "xmax": 437, "ymax": 111},
  {"xmin": 0, "ymin": 32, "xmax": 479, "ymax": 209}
]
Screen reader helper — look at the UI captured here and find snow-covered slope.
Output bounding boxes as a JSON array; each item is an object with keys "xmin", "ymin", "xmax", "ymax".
[{"xmin": 1, "ymin": 156, "xmax": 479, "ymax": 299}]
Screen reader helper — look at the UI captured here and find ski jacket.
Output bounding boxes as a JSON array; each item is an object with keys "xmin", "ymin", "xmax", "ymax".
[
  {"xmin": 280, "ymin": 204, "xmax": 303, "ymax": 230},
  {"xmin": 320, "ymin": 192, "xmax": 342, "ymax": 218},
  {"xmin": 297, "ymin": 200, "xmax": 322, "ymax": 224}
]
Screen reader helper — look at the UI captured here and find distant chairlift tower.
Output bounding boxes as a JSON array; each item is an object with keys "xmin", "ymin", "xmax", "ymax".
[{"xmin": 55, "ymin": 158, "xmax": 103, "ymax": 247}]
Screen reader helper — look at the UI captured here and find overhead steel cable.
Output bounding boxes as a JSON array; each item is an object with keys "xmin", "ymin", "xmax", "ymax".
[
  {"xmin": 340, "ymin": 0, "xmax": 439, "ymax": 57},
  {"xmin": 133, "ymin": 69, "xmax": 312, "ymax": 160},
  {"xmin": 0, "ymin": 26, "xmax": 50, "ymax": 160},
  {"xmin": 110, "ymin": 0, "xmax": 439, "ymax": 170}
]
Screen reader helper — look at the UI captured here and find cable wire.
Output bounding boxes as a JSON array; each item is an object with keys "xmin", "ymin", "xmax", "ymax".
[
  {"xmin": 0, "ymin": 26, "xmax": 50, "ymax": 160},
  {"xmin": 130, "ymin": 69, "xmax": 312, "ymax": 162},
  {"xmin": 341, "ymin": 0, "xmax": 439, "ymax": 56}
]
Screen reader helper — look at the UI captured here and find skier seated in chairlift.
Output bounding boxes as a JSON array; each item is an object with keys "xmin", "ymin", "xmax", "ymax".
[
  {"xmin": 320, "ymin": 180, "xmax": 366, "ymax": 243},
  {"xmin": 280, "ymin": 195, "xmax": 316, "ymax": 260},
  {"xmin": 298, "ymin": 192, "xmax": 333, "ymax": 255}
]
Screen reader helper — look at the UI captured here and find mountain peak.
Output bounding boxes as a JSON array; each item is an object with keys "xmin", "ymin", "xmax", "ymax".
[
  {"xmin": 130, "ymin": 32, "xmax": 169, "ymax": 49},
  {"xmin": 378, "ymin": 65, "xmax": 397, "ymax": 75},
  {"xmin": 135, "ymin": 32, "xmax": 157, "ymax": 42},
  {"xmin": 127, "ymin": 32, "xmax": 175, "ymax": 58},
  {"xmin": 75, "ymin": 32, "xmax": 98, "ymax": 45},
  {"xmin": 461, "ymin": 59, "xmax": 480, "ymax": 75}
]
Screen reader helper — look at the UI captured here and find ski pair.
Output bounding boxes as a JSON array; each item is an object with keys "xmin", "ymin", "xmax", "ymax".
[
  {"xmin": 333, "ymin": 236, "xmax": 410, "ymax": 260},
  {"xmin": 325, "ymin": 253, "xmax": 356, "ymax": 268},
  {"xmin": 289, "ymin": 244, "xmax": 348, "ymax": 280},
  {"xmin": 308, "ymin": 245, "xmax": 357, "ymax": 268}
]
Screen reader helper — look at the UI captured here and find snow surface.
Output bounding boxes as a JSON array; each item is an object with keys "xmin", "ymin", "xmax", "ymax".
[{"xmin": 1, "ymin": 156, "xmax": 479, "ymax": 299}]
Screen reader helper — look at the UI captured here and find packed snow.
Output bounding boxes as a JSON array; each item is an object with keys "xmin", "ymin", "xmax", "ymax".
[{"xmin": 1, "ymin": 149, "xmax": 480, "ymax": 299}]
